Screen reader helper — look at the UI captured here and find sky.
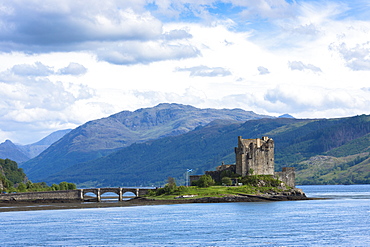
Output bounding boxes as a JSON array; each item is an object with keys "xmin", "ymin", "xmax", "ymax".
[{"xmin": 1, "ymin": 0, "xmax": 370, "ymax": 144}]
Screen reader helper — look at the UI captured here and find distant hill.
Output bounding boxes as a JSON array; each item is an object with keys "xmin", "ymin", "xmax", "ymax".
[
  {"xmin": 0, "ymin": 129, "xmax": 71, "ymax": 163},
  {"xmin": 42, "ymin": 115, "xmax": 370, "ymax": 187},
  {"xmin": 17, "ymin": 129, "xmax": 72, "ymax": 159},
  {"xmin": 0, "ymin": 140, "xmax": 30, "ymax": 163},
  {"xmin": 21, "ymin": 103, "xmax": 272, "ymax": 181},
  {"xmin": 278, "ymin": 114, "xmax": 294, "ymax": 118}
]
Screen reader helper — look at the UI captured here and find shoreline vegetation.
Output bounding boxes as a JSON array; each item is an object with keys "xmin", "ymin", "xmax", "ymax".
[
  {"xmin": 0, "ymin": 190, "xmax": 312, "ymax": 213},
  {"xmin": 0, "ymin": 181, "xmax": 311, "ymax": 212},
  {"xmin": 1, "ymin": 171, "xmax": 312, "ymax": 213}
]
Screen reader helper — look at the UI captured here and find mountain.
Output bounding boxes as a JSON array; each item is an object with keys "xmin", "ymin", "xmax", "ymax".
[
  {"xmin": 43, "ymin": 115, "xmax": 370, "ymax": 187},
  {"xmin": 0, "ymin": 129, "xmax": 72, "ymax": 164},
  {"xmin": 278, "ymin": 114, "xmax": 294, "ymax": 118},
  {"xmin": 0, "ymin": 140, "xmax": 30, "ymax": 163},
  {"xmin": 21, "ymin": 103, "xmax": 272, "ymax": 181},
  {"xmin": 17, "ymin": 129, "xmax": 72, "ymax": 159}
]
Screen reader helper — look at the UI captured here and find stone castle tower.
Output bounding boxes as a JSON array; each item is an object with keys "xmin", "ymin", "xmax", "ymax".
[
  {"xmin": 235, "ymin": 136, "xmax": 274, "ymax": 176},
  {"xmin": 192, "ymin": 135, "xmax": 296, "ymax": 187}
]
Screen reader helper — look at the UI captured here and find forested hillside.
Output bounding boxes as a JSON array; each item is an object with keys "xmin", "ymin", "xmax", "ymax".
[
  {"xmin": 43, "ymin": 115, "xmax": 370, "ymax": 187},
  {"xmin": 0, "ymin": 159, "xmax": 27, "ymax": 190},
  {"xmin": 21, "ymin": 103, "xmax": 271, "ymax": 181}
]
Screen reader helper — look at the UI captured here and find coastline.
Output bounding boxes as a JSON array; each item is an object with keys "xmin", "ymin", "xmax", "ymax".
[{"xmin": 0, "ymin": 194, "xmax": 317, "ymax": 213}]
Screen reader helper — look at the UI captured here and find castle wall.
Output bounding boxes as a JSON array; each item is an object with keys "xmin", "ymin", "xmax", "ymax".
[
  {"xmin": 275, "ymin": 167, "xmax": 296, "ymax": 188},
  {"xmin": 206, "ymin": 164, "xmax": 236, "ymax": 183},
  {"xmin": 235, "ymin": 136, "xmax": 274, "ymax": 176}
]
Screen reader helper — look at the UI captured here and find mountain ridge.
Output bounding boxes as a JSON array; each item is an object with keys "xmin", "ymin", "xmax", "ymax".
[
  {"xmin": 0, "ymin": 140, "xmax": 30, "ymax": 163},
  {"xmin": 21, "ymin": 103, "xmax": 272, "ymax": 180},
  {"xmin": 43, "ymin": 115, "xmax": 370, "ymax": 187},
  {"xmin": 0, "ymin": 129, "xmax": 72, "ymax": 163}
]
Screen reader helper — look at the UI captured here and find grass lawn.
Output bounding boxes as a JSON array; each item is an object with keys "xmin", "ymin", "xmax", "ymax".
[{"xmin": 144, "ymin": 185, "xmax": 284, "ymax": 200}]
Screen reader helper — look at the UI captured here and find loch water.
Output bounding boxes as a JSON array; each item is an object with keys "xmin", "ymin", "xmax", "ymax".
[{"xmin": 1, "ymin": 184, "xmax": 370, "ymax": 246}]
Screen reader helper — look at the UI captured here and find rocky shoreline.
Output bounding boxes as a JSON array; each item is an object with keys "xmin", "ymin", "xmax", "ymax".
[{"xmin": 0, "ymin": 189, "xmax": 316, "ymax": 212}]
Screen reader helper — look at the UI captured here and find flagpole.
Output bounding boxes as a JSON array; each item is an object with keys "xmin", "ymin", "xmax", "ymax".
[{"xmin": 186, "ymin": 169, "xmax": 193, "ymax": 186}]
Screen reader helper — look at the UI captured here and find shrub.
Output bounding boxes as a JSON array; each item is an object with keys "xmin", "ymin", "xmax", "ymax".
[
  {"xmin": 17, "ymin": 182, "xmax": 27, "ymax": 192},
  {"xmin": 51, "ymin": 184, "xmax": 60, "ymax": 191},
  {"xmin": 221, "ymin": 177, "xmax": 232, "ymax": 186},
  {"xmin": 58, "ymin": 182, "xmax": 77, "ymax": 190},
  {"xmin": 197, "ymin": 175, "xmax": 215, "ymax": 188},
  {"xmin": 240, "ymin": 175, "xmax": 281, "ymax": 187}
]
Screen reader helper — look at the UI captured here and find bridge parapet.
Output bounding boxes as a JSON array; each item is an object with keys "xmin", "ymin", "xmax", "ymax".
[{"xmin": 0, "ymin": 189, "xmax": 83, "ymax": 202}]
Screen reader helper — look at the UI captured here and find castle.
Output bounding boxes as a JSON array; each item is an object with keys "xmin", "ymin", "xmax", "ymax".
[
  {"xmin": 191, "ymin": 136, "xmax": 296, "ymax": 187},
  {"xmin": 235, "ymin": 136, "xmax": 274, "ymax": 176}
]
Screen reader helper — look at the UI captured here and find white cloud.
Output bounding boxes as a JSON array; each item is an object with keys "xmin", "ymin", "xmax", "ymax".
[
  {"xmin": 0, "ymin": 61, "xmax": 95, "ymax": 143},
  {"xmin": 10, "ymin": 62, "xmax": 54, "ymax": 77},
  {"xmin": 216, "ymin": 84, "xmax": 370, "ymax": 118},
  {"xmin": 288, "ymin": 61, "xmax": 322, "ymax": 73},
  {"xmin": 1, "ymin": 0, "xmax": 370, "ymax": 144},
  {"xmin": 0, "ymin": 78, "xmax": 93, "ymax": 112},
  {"xmin": 0, "ymin": 1, "xmax": 204, "ymax": 65},
  {"xmin": 58, "ymin": 63, "xmax": 87, "ymax": 76},
  {"xmin": 0, "ymin": 61, "xmax": 89, "ymax": 80},
  {"xmin": 262, "ymin": 85, "xmax": 369, "ymax": 115},
  {"xmin": 163, "ymin": 29, "xmax": 193, "ymax": 40},
  {"xmin": 333, "ymin": 42, "xmax": 370, "ymax": 71},
  {"xmin": 176, "ymin": 65, "xmax": 231, "ymax": 77},
  {"xmin": 0, "ymin": 1, "xmax": 162, "ymax": 47},
  {"xmin": 257, "ymin": 66, "xmax": 270, "ymax": 75},
  {"xmin": 96, "ymin": 40, "xmax": 200, "ymax": 65},
  {"xmin": 238, "ymin": 0, "xmax": 295, "ymax": 20}
]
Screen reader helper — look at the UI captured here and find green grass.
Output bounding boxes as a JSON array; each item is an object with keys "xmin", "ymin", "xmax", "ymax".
[{"xmin": 144, "ymin": 185, "xmax": 285, "ymax": 200}]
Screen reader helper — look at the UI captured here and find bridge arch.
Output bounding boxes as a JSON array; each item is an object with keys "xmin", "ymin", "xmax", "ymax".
[{"xmin": 81, "ymin": 188, "xmax": 146, "ymax": 202}]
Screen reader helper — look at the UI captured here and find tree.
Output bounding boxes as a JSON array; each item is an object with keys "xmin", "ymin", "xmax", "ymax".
[
  {"xmin": 167, "ymin": 177, "xmax": 177, "ymax": 190},
  {"xmin": 221, "ymin": 177, "xmax": 232, "ymax": 186},
  {"xmin": 59, "ymin": 182, "xmax": 68, "ymax": 190},
  {"xmin": 17, "ymin": 182, "xmax": 27, "ymax": 192},
  {"xmin": 67, "ymin": 182, "xmax": 77, "ymax": 190},
  {"xmin": 197, "ymin": 175, "xmax": 215, "ymax": 188},
  {"xmin": 26, "ymin": 181, "xmax": 33, "ymax": 190},
  {"xmin": 59, "ymin": 181, "xmax": 77, "ymax": 190},
  {"xmin": 51, "ymin": 184, "xmax": 60, "ymax": 191}
]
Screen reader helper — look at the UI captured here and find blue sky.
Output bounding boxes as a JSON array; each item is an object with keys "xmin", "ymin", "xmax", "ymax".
[{"xmin": 0, "ymin": 0, "xmax": 370, "ymax": 144}]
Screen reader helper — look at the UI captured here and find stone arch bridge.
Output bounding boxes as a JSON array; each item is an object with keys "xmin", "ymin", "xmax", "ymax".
[
  {"xmin": 0, "ymin": 187, "xmax": 155, "ymax": 202},
  {"xmin": 83, "ymin": 187, "xmax": 153, "ymax": 202}
]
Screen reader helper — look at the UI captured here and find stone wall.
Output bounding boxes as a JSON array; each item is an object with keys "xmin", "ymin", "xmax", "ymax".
[
  {"xmin": 275, "ymin": 167, "xmax": 296, "ymax": 188},
  {"xmin": 205, "ymin": 165, "xmax": 236, "ymax": 183},
  {"xmin": 0, "ymin": 189, "xmax": 83, "ymax": 202},
  {"xmin": 235, "ymin": 136, "xmax": 274, "ymax": 176}
]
